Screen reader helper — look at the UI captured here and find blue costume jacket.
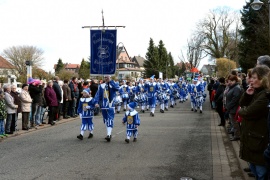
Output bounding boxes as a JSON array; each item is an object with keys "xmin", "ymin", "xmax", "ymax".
[
  {"xmin": 77, "ymin": 97, "xmax": 97, "ymax": 118},
  {"xmin": 94, "ymin": 80, "xmax": 120, "ymax": 109},
  {"xmin": 123, "ymin": 110, "xmax": 140, "ymax": 130}
]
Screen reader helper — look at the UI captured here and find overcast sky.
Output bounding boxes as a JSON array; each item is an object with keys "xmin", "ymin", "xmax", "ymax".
[{"xmin": 0, "ymin": 0, "xmax": 246, "ymax": 72}]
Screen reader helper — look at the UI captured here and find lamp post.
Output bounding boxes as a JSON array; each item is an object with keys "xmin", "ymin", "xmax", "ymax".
[{"xmin": 251, "ymin": 0, "xmax": 270, "ymax": 53}]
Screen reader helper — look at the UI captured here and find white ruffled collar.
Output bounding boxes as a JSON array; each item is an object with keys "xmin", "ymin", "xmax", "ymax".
[{"xmin": 125, "ymin": 110, "xmax": 138, "ymax": 116}]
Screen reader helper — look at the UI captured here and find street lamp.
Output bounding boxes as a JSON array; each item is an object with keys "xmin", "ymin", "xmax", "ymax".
[
  {"xmin": 251, "ymin": 0, "xmax": 264, "ymax": 10},
  {"xmin": 251, "ymin": 0, "xmax": 270, "ymax": 53}
]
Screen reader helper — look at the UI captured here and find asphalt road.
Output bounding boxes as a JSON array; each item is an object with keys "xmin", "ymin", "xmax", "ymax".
[{"xmin": 0, "ymin": 100, "xmax": 213, "ymax": 180}]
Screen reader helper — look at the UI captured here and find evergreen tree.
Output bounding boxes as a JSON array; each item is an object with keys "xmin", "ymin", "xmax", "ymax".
[
  {"xmin": 78, "ymin": 58, "xmax": 90, "ymax": 80},
  {"xmin": 55, "ymin": 58, "xmax": 64, "ymax": 74},
  {"xmin": 238, "ymin": 0, "xmax": 269, "ymax": 72},
  {"xmin": 144, "ymin": 38, "xmax": 159, "ymax": 78},
  {"xmin": 167, "ymin": 52, "xmax": 175, "ymax": 78},
  {"xmin": 157, "ymin": 40, "xmax": 169, "ymax": 78}
]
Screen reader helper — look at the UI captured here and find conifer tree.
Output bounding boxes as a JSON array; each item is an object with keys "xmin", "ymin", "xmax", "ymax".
[
  {"xmin": 144, "ymin": 38, "xmax": 159, "ymax": 78},
  {"xmin": 55, "ymin": 58, "xmax": 64, "ymax": 74},
  {"xmin": 238, "ymin": 0, "xmax": 269, "ymax": 72},
  {"xmin": 78, "ymin": 58, "xmax": 90, "ymax": 80}
]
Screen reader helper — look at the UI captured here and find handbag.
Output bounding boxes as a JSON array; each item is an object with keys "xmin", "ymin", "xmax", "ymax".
[{"xmin": 234, "ymin": 106, "xmax": 242, "ymax": 123}]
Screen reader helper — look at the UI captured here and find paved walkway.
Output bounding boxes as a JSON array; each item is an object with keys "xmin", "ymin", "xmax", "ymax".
[{"xmin": 211, "ymin": 107, "xmax": 254, "ymax": 180}]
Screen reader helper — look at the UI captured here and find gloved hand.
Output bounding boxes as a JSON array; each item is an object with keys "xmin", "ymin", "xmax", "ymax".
[
  {"xmin": 79, "ymin": 113, "xmax": 82, "ymax": 118},
  {"xmin": 86, "ymin": 106, "xmax": 91, "ymax": 109}
]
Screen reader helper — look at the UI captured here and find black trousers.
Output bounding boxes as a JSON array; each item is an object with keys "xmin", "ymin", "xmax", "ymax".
[
  {"xmin": 63, "ymin": 101, "xmax": 70, "ymax": 117},
  {"xmin": 216, "ymin": 102, "xmax": 225, "ymax": 125},
  {"xmin": 22, "ymin": 112, "xmax": 30, "ymax": 129},
  {"xmin": 48, "ymin": 106, "xmax": 57, "ymax": 124}
]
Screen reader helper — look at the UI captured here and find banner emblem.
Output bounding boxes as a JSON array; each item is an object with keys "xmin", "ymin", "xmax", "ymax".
[{"xmin": 90, "ymin": 30, "xmax": 117, "ymax": 75}]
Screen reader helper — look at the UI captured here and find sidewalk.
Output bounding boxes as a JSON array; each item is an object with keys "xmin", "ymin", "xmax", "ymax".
[
  {"xmin": 211, "ymin": 107, "xmax": 254, "ymax": 180},
  {"xmin": 0, "ymin": 112, "xmax": 81, "ymax": 139}
]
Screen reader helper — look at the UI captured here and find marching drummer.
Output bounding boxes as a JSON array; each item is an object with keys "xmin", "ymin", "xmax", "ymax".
[
  {"xmin": 135, "ymin": 78, "xmax": 147, "ymax": 113},
  {"xmin": 118, "ymin": 80, "xmax": 130, "ymax": 112}
]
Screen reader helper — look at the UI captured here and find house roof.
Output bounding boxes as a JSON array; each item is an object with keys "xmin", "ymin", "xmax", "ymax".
[
  {"xmin": 0, "ymin": 56, "xmax": 15, "ymax": 69},
  {"xmin": 117, "ymin": 59, "xmax": 136, "ymax": 64},
  {"xmin": 133, "ymin": 56, "xmax": 145, "ymax": 67},
  {"xmin": 65, "ymin": 64, "xmax": 80, "ymax": 69},
  {"xmin": 54, "ymin": 63, "xmax": 80, "ymax": 69},
  {"xmin": 118, "ymin": 67, "xmax": 144, "ymax": 72}
]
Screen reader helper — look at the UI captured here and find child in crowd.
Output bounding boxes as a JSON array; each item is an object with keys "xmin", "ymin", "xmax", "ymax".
[
  {"xmin": 122, "ymin": 102, "xmax": 141, "ymax": 143},
  {"xmin": 77, "ymin": 88, "xmax": 97, "ymax": 140},
  {"xmin": 0, "ymin": 91, "xmax": 7, "ymax": 138}
]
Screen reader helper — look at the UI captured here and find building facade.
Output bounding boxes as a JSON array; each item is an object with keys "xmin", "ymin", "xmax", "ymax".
[{"xmin": 116, "ymin": 46, "xmax": 144, "ymax": 81}]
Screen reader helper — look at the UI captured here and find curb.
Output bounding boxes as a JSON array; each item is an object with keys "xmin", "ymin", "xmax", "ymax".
[{"xmin": 0, "ymin": 115, "xmax": 83, "ymax": 141}]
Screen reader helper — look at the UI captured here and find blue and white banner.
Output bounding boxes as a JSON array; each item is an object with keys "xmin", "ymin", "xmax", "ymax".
[{"xmin": 90, "ymin": 30, "xmax": 117, "ymax": 76}]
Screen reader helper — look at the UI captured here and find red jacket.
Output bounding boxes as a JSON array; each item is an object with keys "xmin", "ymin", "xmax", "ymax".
[{"xmin": 44, "ymin": 86, "xmax": 58, "ymax": 106}]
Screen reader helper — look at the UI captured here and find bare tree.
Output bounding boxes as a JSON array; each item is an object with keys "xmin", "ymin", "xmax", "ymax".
[
  {"xmin": 2, "ymin": 45, "xmax": 44, "ymax": 78},
  {"xmin": 179, "ymin": 35, "xmax": 206, "ymax": 68},
  {"xmin": 196, "ymin": 7, "xmax": 240, "ymax": 60}
]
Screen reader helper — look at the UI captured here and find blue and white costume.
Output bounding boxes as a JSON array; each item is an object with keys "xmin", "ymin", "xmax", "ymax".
[
  {"xmin": 77, "ymin": 88, "xmax": 97, "ymax": 139},
  {"xmin": 144, "ymin": 75, "xmax": 158, "ymax": 116},
  {"xmin": 122, "ymin": 102, "xmax": 140, "ymax": 143},
  {"xmin": 188, "ymin": 79, "xmax": 198, "ymax": 112},
  {"xmin": 178, "ymin": 77, "xmax": 187, "ymax": 103},
  {"xmin": 195, "ymin": 80, "xmax": 205, "ymax": 113},
  {"xmin": 94, "ymin": 79, "xmax": 119, "ymax": 140},
  {"xmin": 128, "ymin": 85, "xmax": 136, "ymax": 103},
  {"xmin": 118, "ymin": 80, "xmax": 130, "ymax": 112},
  {"xmin": 135, "ymin": 79, "xmax": 147, "ymax": 113},
  {"xmin": 157, "ymin": 83, "xmax": 169, "ymax": 113},
  {"xmin": 168, "ymin": 80, "xmax": 178, "ymax": 108}
]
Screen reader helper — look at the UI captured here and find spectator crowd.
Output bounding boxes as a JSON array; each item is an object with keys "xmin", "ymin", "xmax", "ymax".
[
  {"xmin": 0, "ymin": 76, "xmax": 99, "ymax": 136},
  {"xmin": 209, "ymin": 55, "xmax": 270, "ymax": 179}
]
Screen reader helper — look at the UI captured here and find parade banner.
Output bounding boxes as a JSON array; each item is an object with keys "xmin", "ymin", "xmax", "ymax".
[{"xmin": 90, "ymin": 30, "xmax": 117, "ymax": 75}]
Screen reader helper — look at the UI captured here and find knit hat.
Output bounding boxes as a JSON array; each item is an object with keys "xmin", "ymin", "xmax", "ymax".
[
  {"xmin": 22, "ymin": 84, "xmax": 28, "ymax": 89},
  {"xmin": 128, "ymin": 102, "xmax": 137, "ymax": 110}
]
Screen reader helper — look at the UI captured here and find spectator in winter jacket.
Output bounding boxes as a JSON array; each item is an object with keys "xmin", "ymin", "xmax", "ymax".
[
  {"xmin": 53, "ymin": 76, "xmax": 62, "ymax": 121},
  {"xmin": 225, "ymin": 75, "xmax": 242, "ymax": 141},
  {"xmin": 239, "ymin": 65, "xmax": 270, "ymax": 180},
  {"xmin": 44, "ymin": 80, "xmax": 58, "ymax": 126},
  {"xmin": 69, "ymin": 77, "xmax": 79, "ymax": 117},
  {"xmin": 3, "ymin": 84, "xmax": 18, "ymax": 134},
  {"xmin": 20, "ymin": 84, "xmax": 32, "ymax": 130},
  {"xmin": 28, "ymin": 79, "xmax": 43, "ymax": 127},
  {"xmin": 62, "ymin": 79, "xmax": 72, "ymax": 119},
  {"xmin": 10, "ymin": 84, "xmax": 22, "ymax": 129},
  {"xmin": 90, "ymin": 79, "xmax": 98, "ymax": 97},
  {"xmin": 214, "ymin": 77, "xmax": 226, "ymax": 126},
  {"xmin": 207, "ymin": 79, "xmax": 214, "ymax": 108}
]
